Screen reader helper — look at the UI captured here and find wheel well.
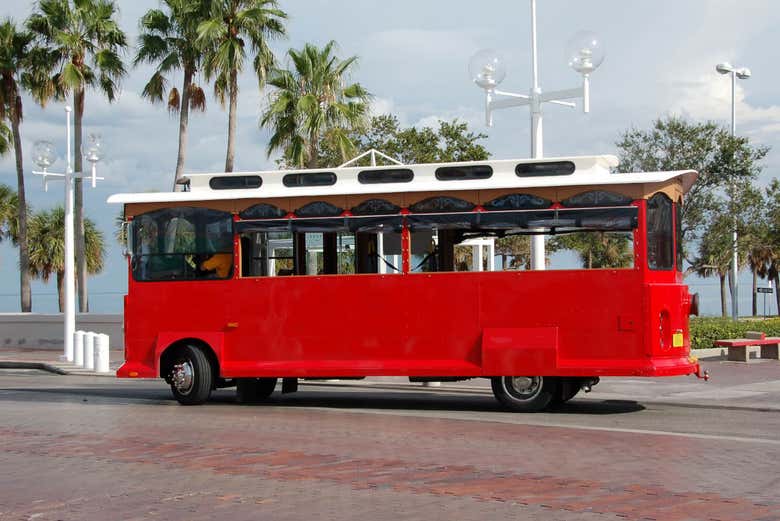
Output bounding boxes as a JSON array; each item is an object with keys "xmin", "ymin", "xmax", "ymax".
[{"xmin": 159, "ymin": 338, "xmax": 220, "ymax": 382}]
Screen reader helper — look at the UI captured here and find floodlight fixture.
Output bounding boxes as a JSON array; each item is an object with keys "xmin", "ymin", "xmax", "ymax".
[
  {"xmin": 566, "ymin": 31, "xmax": 605, "ymax": 75},
  {"xmin": 716, "ymin": 62, "xmax": 733, "ymax": 75},
  {"xmin": 32, "ymin": 140, "xmax": 57, "ymax": 171},
  {"xmin": 469, "ymin": 49, "xmax": 507, "ymax": 90}
]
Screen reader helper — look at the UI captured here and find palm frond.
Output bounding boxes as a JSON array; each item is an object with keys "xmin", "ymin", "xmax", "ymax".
[
  {"xmin": 140, "ymin": 70, "xmax": 168, "ymax": 103},
  {"xmin": 167, "ymin": 86, "xmax": 180, "ymax": 114},
  {"xmin": 188, "ymin": 83, "xmax": 206, "ymax": 111}
]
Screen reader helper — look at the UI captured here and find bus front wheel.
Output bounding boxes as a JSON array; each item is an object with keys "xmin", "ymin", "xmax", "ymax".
[
  {"xmin": 169, "ymin": 345, "xmax": 213, "ymax": 405},
  {"xmin": 236, "ymin": 378, "xmax": 278, "ymax": 404},
  {"xmin": 491, "ymin": 376, "xmax": 557, "ymax": 412}
]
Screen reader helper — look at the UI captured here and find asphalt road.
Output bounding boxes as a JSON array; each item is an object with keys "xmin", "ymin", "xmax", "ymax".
[{"xmin": 1, "ymin": 370, "xmax": 779, "ymax": 520}]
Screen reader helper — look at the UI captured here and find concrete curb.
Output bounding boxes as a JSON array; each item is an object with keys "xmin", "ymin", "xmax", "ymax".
[{"xmin": 0, "ymin": 361, "xmax": 69, "ymax": 375}]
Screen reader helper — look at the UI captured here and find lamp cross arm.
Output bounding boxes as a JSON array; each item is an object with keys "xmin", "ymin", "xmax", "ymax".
[
  {"xmin": 488, "ymin": 90, "xmax": 532, "ymax": 110},
  {"xmin": 492, "ymin": 89, "xmax": 530, "ymax": 100},
  {"xmin": 540, "ymin": 86, "xmax": 584, "ymax": 103},
  {"xmin": 32, "ymin": 170, "xmax": 66, "ymax": 178}
]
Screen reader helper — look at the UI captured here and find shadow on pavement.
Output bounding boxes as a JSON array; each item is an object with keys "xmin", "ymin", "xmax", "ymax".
[
  {"xmin": 255, "ymin": 392, "xmax": 645, "ymax": 415},
  {"xmin": 0, "ymin": 384, "xmax": 645, "ymax": 415}
]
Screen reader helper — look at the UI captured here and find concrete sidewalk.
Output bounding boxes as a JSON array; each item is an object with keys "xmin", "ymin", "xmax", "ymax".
[
  {"xmin": 0, "ymin": 348, "xmax": 124, "ymax": 377},
  {"xmin": 1, "ymin": 347, "xmax": 779, "ymax": 411}
]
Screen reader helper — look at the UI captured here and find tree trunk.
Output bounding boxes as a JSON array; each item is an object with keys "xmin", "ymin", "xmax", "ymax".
[
  {"xmin": 307, "ymin": 132, "xmax": 319, "ymax": 169},
  {"xmin": 224, "ymin": 69, "xmax": 237, "ymax": 172},
  {"xmin": 774, "ymin": 274, "xmax": 780, "ymax": 317},
  {"xmin": 74, "ymin": 88, "xmax": 88, "ymax": 312},
  {"xmin": 11, "ymin": 102, "xmax": 31, "ymax": 312},
  {"xmin": 173, "ymin": 67, "xmax": 193, "ymax": 191},
  {"xmin": 752, "ymin": 268, "xmax": 757, "ymax": 317},
  {"xmin": 720, "ymin": 274, "xmax": 727, "ymax": 318},
  {"xmin": 56, "ymin": 271, "xmax": 64, "ymax": 313}
]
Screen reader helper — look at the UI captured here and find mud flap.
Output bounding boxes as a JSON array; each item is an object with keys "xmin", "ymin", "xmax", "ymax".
[{"xmin": 282, "ymin": 377, "xmax": 299, "ymax": 394}]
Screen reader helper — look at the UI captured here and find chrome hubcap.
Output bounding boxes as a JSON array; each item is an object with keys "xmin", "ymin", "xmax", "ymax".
[
  {"xmin": 506, "ymin": 376, "xmax": 542, "ymax": 400},
  {"xmin": 171, "ymin": 361, "xmax": 194, "ymax": 395}
]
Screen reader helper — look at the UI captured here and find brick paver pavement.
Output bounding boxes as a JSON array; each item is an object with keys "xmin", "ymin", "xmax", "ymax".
[{"xmin": 1, "ymin": 374, "xmax": 779, "ymax": 520}]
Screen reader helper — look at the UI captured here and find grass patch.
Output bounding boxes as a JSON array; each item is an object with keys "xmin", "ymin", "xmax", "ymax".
[{"xmin": 690, "ymin": 317, "xmax": 780, "ymax": 350}]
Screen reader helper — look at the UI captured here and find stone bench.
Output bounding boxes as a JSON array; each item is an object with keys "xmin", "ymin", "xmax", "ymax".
[{"xmin": 714, "ymin": 331, "xmax": 780, "ymax": 362}]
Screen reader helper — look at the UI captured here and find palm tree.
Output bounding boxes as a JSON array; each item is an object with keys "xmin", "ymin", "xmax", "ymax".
[
  {"xmin": 27, "ymin": 0, "xmax": 127, "ymax": 312},
  {"xmin": 0, "ymin": 184, "xmax": 18, "ymax": 245},
  {"xmin": 692, "ymin": 214, "xmax": 733, "ymax": 317},
  {"xmin": 0, "ymin": 19, "xmax": 35, "ymax": 311},
  {"xmin": 197, "ymin": 0, "xmax": 287, "ymax": 172},
  {"xmin": 135, "ymin": 0, "xmax": 209, "ymax": 190},
  {"xmin": 0, "ymin": 120, "xmax": 10, "ymax": 155},
  {"xmin": 28, "ymin": 207, "xmax": 104, "ymax": 312},
  {"xmin": 262, "ymin": 41, "xmax": 371, "ymax": 169},
  {"xmin": 748, "ymin": 240, "xmax": 774, "ymax": 316}
]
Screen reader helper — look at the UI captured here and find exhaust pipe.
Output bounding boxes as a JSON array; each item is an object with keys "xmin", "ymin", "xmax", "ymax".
[{"xmin": 580, "ymin": 377, "xmax": 600, "ymax": 393}]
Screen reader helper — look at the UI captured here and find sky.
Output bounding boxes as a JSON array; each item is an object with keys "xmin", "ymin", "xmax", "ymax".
[{"xmin": 0, "ymin": 0, "xmax": 779, "ymax": 315}]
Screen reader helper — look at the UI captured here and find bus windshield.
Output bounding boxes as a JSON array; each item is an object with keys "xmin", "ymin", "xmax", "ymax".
[{"xmin": 132, "ymin": 207, "xmax": 233, "ymax": 281}]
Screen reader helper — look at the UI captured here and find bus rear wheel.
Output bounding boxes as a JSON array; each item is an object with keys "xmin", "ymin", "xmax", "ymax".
[
  {"xmin": 491, "ymin": 376, "xmax": 557, "ymax": 412},
  {"xmin": 236, "ymin": 378, "xmax": 278, "ymax": 404},
  {"xmin": 169, "ymin": 345, "xmax": 213, "ymax": 405}
]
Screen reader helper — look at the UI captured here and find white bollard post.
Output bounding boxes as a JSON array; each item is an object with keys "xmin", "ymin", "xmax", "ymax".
[
  {"xmin": 73, "ymin": 330, "xmax": 85, "ymax": 367},
  {"xmin": 95, "ymin": 334, "xmax": 110, "ymax": 373},
  {"xmin": 84, "ymin": 332, "xmax": 96, "ymax": 371}
]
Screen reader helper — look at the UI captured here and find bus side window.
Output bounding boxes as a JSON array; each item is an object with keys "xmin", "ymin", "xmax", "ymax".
[
  {"xmin": 647, "ymin": 193, "xmax": 674, "ymax": 270},
  {"xmin": 675, "ymin": 200, "xmax": 684, "ymax": 272},
  {"xmin": 411, "ymin": 229, "xmax": 489, "ymax": 273},
  {"xmin": 240, "ymin": 231, "xmax": 294, "ymax": 277},
  {"xmin": 294, "ymin": 232, "xmax": 355, "ymax": 275}
]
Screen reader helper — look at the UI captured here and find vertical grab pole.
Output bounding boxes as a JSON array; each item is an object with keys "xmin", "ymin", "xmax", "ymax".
[{"xmin": 401, "ymin": 216, "xmax": 410, "ymax": 274}]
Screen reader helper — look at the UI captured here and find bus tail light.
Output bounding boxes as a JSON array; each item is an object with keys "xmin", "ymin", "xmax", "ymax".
[
  {"xmin": 689, "ymin": 293, "xmax": 700, "ymax": 316},
  {"xmin": 659, "ymin": 310, "xmax": 671, "ymax": 349}
]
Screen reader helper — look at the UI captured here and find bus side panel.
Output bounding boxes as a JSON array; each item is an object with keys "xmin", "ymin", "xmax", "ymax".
[
  {"xmin": 221, "ymin": 269, "xmax": 662, "ymax": 378},
  {"xmin": 478, "ymin": 269, "xmax": 647, "ymax": 376},
  {"xmin": 119, "ymin": 280, "xmax": 232, "ymax": 378},
  {"xmin": 221, "ymin": 274, "xmax": 482, "ymax": 377}
]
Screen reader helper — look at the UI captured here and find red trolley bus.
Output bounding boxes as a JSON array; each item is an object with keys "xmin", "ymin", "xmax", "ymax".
[{"xmin": 110, "ymin": 154, "xmax": 704, "ymax": 411}]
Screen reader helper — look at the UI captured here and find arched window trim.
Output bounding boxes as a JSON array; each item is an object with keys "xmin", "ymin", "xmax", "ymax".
[
  {"xmin": 483, "ymin": 193, "xmax": 552, "ymax": 211},
  {"xmin": 351, "ymin": 198, "xmax": 402, "ymax": 216},
  {"xmin": 409, "ymin": 196, "xmax": 476, "ymax": 214},
  {"xmin": 295, "ymin": 201, "xmax": 344, "ymax": 218},
  {"xmin": 239, "ymin": 203, "xmax": 287, "ymax": 220},
  {"xmin": 561, "ymin": 190, "xmax": 634, "ymax": 208}
]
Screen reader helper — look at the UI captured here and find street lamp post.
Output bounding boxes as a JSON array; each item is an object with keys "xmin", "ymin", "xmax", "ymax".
[
  {"xmin": 469, "ymin": 0, "xmax": 604, "ymax": 270},
  {"xmin": 31, "ymin": 106, "xmax": 104, "ymax": 362},
  {"xmin": 715, "ymin": 62, "xmax": 751, "ymax": 321}
]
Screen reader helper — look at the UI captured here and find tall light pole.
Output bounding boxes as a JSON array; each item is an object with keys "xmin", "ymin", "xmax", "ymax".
[
  {"xmin": 716, "ymin": 62, "xmax": 751, "ymax": 321},
  {"xmin": 31, "ymin": 106, "xmax": 105, "ymax": 362},
  {"xmin": 469, "ymin": 0, "xmax": 604, "ymax": 269}
]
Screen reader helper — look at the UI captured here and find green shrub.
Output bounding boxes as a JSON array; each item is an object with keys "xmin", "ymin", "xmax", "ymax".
[{"xmin": 690, "ymin": 317, "xmax": 780, "ymax": 350}]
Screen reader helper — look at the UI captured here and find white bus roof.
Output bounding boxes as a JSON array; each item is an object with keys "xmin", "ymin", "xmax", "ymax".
[{"xmin": 107, "ymin": 155, "xmax": 697, "ymax": 205}]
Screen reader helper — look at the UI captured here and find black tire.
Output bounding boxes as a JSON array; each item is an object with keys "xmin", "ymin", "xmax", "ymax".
[
  {"xmin": 550, "ymin": 377, "xmax": 580, "ymax": 407},
  {"xmin": 236, "ymin": 378, "xmax": 278, "ymax": 404},
  {"xmin": 491, "ymin": 376, "xmax": 558, "ymax": 412},
  {"xmin": 169, "ymin": 345, "xmax": 214, "ymax": 405}
]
